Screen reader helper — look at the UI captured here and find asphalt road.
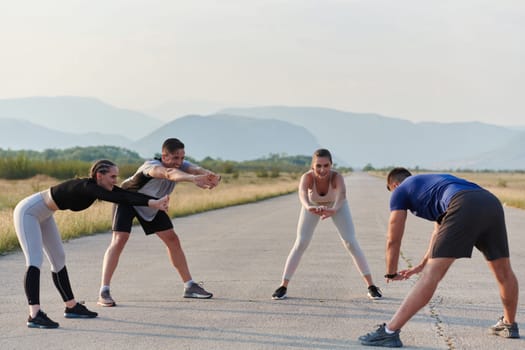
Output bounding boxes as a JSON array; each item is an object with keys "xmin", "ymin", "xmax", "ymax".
[{"xmin": 1, "ymin": 172, "xmax": 523, "ymax": 349}]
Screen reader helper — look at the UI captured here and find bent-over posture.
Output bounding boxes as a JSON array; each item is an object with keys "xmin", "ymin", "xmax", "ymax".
[
  {"xmin": 14, "ymin": 159, "xmax": 168, "ymax": 328},
  {"xmin": 359, "ymin": 167, "xmax": 519, "ymax": 347}
]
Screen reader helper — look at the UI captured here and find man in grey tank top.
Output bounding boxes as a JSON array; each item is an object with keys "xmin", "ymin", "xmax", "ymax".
[{"xmin": 97, "ymin": 138, "xmax": 221, "ymax": 307}]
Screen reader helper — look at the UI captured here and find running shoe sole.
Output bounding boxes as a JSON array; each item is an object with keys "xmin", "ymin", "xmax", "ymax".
[
  {"xmin": 183, "ymin": 293, "xmax": 213, "ymax": 299},
  {"xmin": 27, "ymin": 322, "xmax": 59, "ymax": 329},
  {"xmin": 64, "ymin": 313, "xmax": 98, "ymax": 319},
  {"xmin": 97, "ymin": 300, "xmax": 116, "ymax": 307}
]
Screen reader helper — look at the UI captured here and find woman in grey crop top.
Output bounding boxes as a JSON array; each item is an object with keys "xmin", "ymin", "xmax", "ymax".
[
  {"xmin": 271, "ymin": 149, "xmax": 382, "ymax": 300},
  {"xmin": 13, "ymin": 159, "xmax": 169, "ymax": 329}
]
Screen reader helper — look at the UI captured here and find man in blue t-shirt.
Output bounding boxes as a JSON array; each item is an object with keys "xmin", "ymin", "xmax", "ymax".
[{"xmin": 359, "ymin": 167, "xmax": 520, "ymax": 347}]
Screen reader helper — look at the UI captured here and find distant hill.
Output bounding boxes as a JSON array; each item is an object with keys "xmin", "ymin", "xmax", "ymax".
[
  {"xmin": 0, "ymin": 118, "xmax": 132, "ymax": 150},
  {"xmin": 0, "ymin": 96, "xmax": 162, "ymax": 140},
  {"xmin": 436, "ymin": 131, "xmax": 525, "ymax": 170},
  {"xmin": 220, "ymin": 106, "xmax": 521, "ymax": 169},
  {"xmin": 1, "ymin": 97, "xmax": 523, "ymax": 170},
  {"xmin": 132, "ymin": 114, "xmax": 322, "ymax": 161}
]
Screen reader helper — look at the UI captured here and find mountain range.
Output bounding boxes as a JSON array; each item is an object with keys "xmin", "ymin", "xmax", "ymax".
[
  {"xmin": 0, "ymin": 96, "xmax": 523, "ymax": 170},
  {"xmin": 130, "ymin": 114, "xmax": 321, "ymax": 162},
  {"xmin": 0, "ymin": 96, "xmax": 162, "ymax": 139},
  {"xmin": 0, "ymin": 118, "xmax": 131, "ymax": 150},
  {"xmin": 220, "ymin": 106, "xmax": 525, "ymax": 169}
]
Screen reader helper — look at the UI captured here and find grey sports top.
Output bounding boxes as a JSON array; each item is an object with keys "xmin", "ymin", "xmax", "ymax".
[{"xmin": 121, "ymin": 158, "xmax": 191, "ymax": 221}]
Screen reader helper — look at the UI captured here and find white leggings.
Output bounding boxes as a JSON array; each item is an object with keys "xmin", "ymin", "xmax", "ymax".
[
  {"xmin": 13, "ymin": 192, "xmax": 65, "ymax": 272},
  {"xmin": 282, "ymin": 200, "xmax": 371, "ymax": 281}
]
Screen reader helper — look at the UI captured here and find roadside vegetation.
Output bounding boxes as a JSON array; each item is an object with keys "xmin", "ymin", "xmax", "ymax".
[
  {"xmin": 0, "ymin": 146, "xmax": 354, "ymax": 180},
  {"xmin": 1, "ymin": 146, "xmax": 355, "ymax": 254},
  {"xmin": 2, "ymin": 147, "xmax": 523, "ymax": 255},
  {"xmin": 0, "ymin": 172, "xmax": 301, "ymax": 254}
]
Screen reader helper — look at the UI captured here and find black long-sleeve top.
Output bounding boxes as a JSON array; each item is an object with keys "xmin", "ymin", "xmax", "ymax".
[{"xmin": 49, "ymin": 178, "xmax": 155, "ymax": 211}]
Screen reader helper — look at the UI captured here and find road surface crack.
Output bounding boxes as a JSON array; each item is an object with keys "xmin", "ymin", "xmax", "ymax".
[{"xmin": 429, "ymin": 295, "xmax": 457, "ymax": 349}]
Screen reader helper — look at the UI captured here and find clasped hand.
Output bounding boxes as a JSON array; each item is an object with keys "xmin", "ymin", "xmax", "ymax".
[
  {"xmin": 152, "ymin": 195, "xmax": 170, "ymax": 212},
  {"xmin": 386, "ymin": 264, "xmax": 425, "ymax": 283},
  {"xmin": 308, "ymin": 205, "xmax": 335, "ymax": 220},
  {"xmin": 398, "ymin": 264, "xmax": 425, "ymax": 279},
  {"xmin": 194, "ymin": 173, "xmax": 221, "ymax": 189}
]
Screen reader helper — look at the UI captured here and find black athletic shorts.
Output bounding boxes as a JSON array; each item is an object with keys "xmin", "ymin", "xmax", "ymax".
[
  {"xmin": 431, "ymin": 189, "xmax": 510, "ymax": 261},
  {"xmin": 112, "ymin": 203, "xmax": 173, "ymax": 235}
]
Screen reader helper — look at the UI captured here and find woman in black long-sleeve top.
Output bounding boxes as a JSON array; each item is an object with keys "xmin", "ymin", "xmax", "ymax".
[{"xmin": 13, "ymin": 159, "xmax": 169, "ymax": 329}]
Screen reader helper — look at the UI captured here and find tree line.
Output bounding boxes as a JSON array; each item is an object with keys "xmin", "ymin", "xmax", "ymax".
[{"xmin": 0, "ymin": 146, "xmax": 352, "ymax": 180}]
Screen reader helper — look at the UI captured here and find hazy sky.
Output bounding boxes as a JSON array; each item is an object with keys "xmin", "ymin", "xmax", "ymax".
[{"xmin": 1, "ymin": 0, "xmax": 524, "ymax": 125}]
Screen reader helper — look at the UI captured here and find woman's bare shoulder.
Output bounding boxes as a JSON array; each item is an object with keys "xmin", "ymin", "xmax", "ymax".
[{"xmin": 301, "ymin": 171, "xmax": 314, "ymax": 185}]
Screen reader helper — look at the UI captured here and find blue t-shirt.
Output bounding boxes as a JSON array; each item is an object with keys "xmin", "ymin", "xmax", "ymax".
[{"xmin": 389, "ymin": 174, "xmax": 481, "ymax": 221}]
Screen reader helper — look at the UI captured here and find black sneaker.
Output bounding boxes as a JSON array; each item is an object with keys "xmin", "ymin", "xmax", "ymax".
[
  {"xmin": 359, "ymin": 323, "xmax": 403, "ymax": 347},
  {"xmin": 489, "ymin": 316, "xmax": 520, "ymax": 338},
  {"xmin": 64, "ymin": 303, "xmax": 98, "ymax": 318},
  {"xmin": 367, "ymin": 285, "xmax": 383, "ymax": 300},
  {"xmin": 272, "ymin": 286, "xmax": 287, "ymax": 300},
  {"xmin": 27, "ymin": 310, "xmax": 59, "ymax": 329}
]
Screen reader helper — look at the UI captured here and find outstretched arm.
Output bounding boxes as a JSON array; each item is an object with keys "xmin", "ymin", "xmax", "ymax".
[
  {"xmin": 93, "ymin": 184, "xmax": 168, "ymax": 210},
  {"xmin": 184, "ymin": 163, "xmax": 221, "ymax": 188},
  {"xmin": 318, "ymin": 172, "xmax": 346, "ymax": 219},
  {"xmin": 147, "ymin": 163, "xmax": 220, "ymax": 189},
  {"xmin": 385, "ymin": 209, "xmax": 407, "ymax": 282},
  {"xmin": 298, "ymin": 172, "xmax": 317, "ymax": 211}
]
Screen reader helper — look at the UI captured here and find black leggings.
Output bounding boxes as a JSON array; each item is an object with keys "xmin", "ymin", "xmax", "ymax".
[{"xmin": 25, "ymin": 265, "xmax": 75, "ymax": 305}]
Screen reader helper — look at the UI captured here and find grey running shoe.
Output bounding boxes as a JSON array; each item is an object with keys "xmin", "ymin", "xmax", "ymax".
[
  {"xmin": 489, "ymin": 316, "xmax": 520, "ymax": 338},
  {"xmin": 183, "ymin": 282, "xmax": 213, "ymax": 299},
  {"xmin": 367, "ymin": 285, "xmax": 383, "ymax": 300},
  {"xmin": 27, "ymin": 310, "xmax": 59, "ymax": 329},
  {"xmin": 272, "ymin": 286, "xmax": 287, "ymax": 300},
  {"xmin": 359, "ymin": 323, "xmax": 403, "ymax": 347},
  {"xmin": 98, "ymin": 289, "xmax": 116, "ymax": 307},
  {"xmin": 64, "ymin": 303, "xmax": 98, "ymax": 318}
]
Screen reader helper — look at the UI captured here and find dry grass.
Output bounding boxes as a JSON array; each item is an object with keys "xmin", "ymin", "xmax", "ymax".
[
  {"xmin": 4, "ymin": 170, "xmax": 522, "ymax": 255},
  {"xmin": 452, "ymin": 172, "xmax": 525, "ymax": 209},
  {"xmin": 369, "ymin": 170, "xmax": 525, "ymax": 210},
  {"xmin": 169, "ymin": 172, "xmax": 301, "ymax": 216},
  {"xmin": 0, "ymin": 172, "xmax": 299, "ymax": 255},
  {"xmin": 0, "ymin": 174, "xmax": 56, "ymax": 210}
]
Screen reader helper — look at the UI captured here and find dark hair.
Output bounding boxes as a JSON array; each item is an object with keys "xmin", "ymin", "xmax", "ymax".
[
  {"xmin": 89, "ymin": 159, "xmax": 116, "ymax": 180},
  {"xmin": 387, "ymin": 167, "xmax": 412, "ymax": 186},
  {"xmin": 162, "ymin": 138, "xmax": 185, "ymax": 154},
  {"xmin": 312, "ymin": 148, "xmax": 333, "ymax": 165}
]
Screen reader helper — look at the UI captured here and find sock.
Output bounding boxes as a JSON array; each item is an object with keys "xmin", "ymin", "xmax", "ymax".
[
  {"xmin": 184, "ymin": 280, "xmax": 194, "ymax": 288},
  {"xmin": 100, "ymin": 285, "xmax": 110, "ymax": 293},
  {"xmin": 385, "ymin": 325, "xmax": 396, "ymax": 334}
]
